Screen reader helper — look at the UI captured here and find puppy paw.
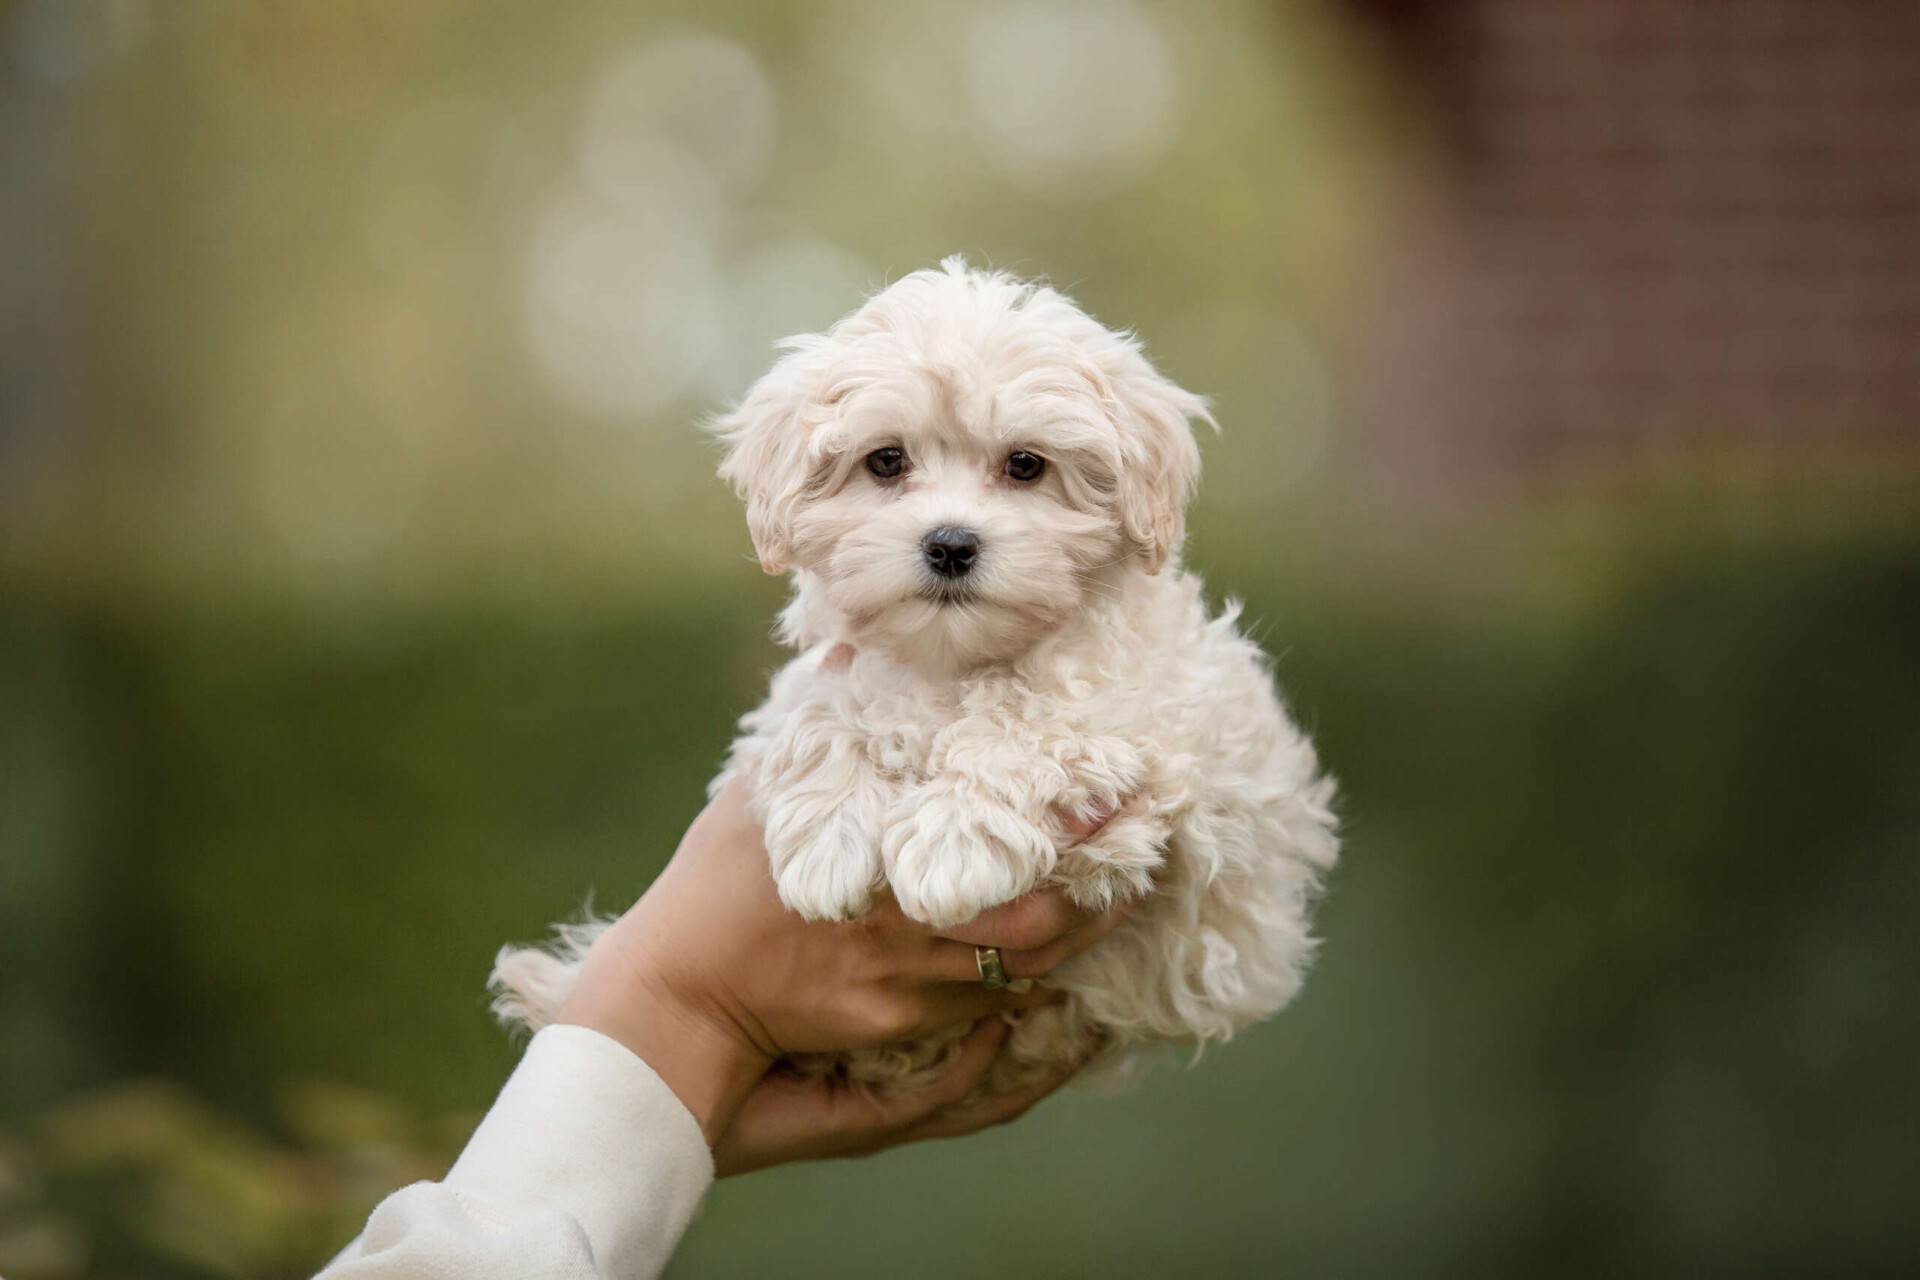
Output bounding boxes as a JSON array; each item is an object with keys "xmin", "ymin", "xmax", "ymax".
[
  {"xmin": 765, "ymin": 792, "xmax": 884, "ymax": 921},
  {"xmin": 883, "ymin": 789, "xmax": 1054, "ymax": 928},
  {"xmin": 1054, "ymin": 809, "xmax": 1169, "ymax": 911}
]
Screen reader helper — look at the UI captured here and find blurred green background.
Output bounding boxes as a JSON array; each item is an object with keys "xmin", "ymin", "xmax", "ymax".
[{"xmin": 3, "ymin": 1, "xmax": 1917, "ymax": 1277}]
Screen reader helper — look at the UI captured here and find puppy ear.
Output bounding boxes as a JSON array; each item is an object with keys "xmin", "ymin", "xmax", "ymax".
[
  {"xmin": 708, "ymin": 338, "xmax": 833, "ymax": 575},
  {"xmin": 1107, "ymin": 351, "xmax": 1210, "ymax": 574}
]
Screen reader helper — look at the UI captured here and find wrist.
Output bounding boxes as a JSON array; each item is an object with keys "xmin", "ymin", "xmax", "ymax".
[{"xmin": 555, "ymin": 927, "xmax": 772, "ymax": 1145}]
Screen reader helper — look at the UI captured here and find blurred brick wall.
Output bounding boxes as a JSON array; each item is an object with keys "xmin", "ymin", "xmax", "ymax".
[{"xmin": 1352, "ymin": 0, "xmax": 1920, "ymax": 499}]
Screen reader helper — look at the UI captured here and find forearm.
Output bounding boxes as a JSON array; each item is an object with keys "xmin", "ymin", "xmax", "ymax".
[
  {"xmin": 553, "ymin": 920, "xmax": 771, "ymax": 1145},
  {"xmin": 320, "ymin": 1026, "xmax": 714, "ymax": 1280}
]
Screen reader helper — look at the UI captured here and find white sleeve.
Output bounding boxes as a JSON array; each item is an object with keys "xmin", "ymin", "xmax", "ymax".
[{"xmin": 317, "ymin": 1024, "xmax": 715, "ymax": 1280}]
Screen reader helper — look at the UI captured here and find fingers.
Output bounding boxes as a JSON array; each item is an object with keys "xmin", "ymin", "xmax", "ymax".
[
  {"xmin": 906, "ymin": 980, "xmax": 1059, "ymax": 1036},
  {"xmin": 898, "ymin": 1053, "xmax": 1083, "ymax": 1144},
  {"xmin": 918, "ymin": 891, "xmax": 1139, "ymax": 983},
  {"xmin": 932, "ymin": 890, "xmax": 1080, "ymax": 951},
  {"xmin": 1000, "ymin": 896, "xmax": 1135, "ymax": 980},
  {"xmin": 838, "ymin": 1018, "xmax": 1009, "ymax": 1133},
  {"xmin": 711, "ymin": 1019, "xmax": 1073, "ymax": 1176},
  {"xmin": 919, "ymin": 936, "xmax": 1021, "ymax": 985},
  {"xmin": 903, "ymin": 1018, "xmax": 1008, "ymax": 1113}
]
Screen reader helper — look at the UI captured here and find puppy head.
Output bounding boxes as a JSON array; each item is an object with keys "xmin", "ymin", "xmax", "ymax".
[{"xmin": 712, "ymin": 258, "xmax": 1208, "ymax": 670}]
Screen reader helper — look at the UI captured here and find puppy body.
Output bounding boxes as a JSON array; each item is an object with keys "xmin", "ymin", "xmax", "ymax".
[
  {"xmin": 494, "ymin": 260, "xmax": 1338, "ymax": 1092},
  {"xmin": 736, "ymin": 566, "xmax": 1335, "ymax": 1091}
]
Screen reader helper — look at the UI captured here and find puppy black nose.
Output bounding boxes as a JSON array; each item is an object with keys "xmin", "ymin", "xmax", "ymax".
[{"xmin": 921, "ymin": 526, "xmax": 980, "ymax": 578}]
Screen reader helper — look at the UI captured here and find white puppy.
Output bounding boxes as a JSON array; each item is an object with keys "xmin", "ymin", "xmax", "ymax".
[{"xmin": 494, "ymin": 259, "xmax": 1338, "ymax": 1092}]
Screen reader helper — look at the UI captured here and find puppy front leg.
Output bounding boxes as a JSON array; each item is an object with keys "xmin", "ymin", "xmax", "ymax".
[
  {"xmin": 1053, "ymin": 802, "xmax": 1171, "ymax": 911},
  {"xmin": 752, "ymin": 712, "xmax": 890, "ymax": 922},
  {"xmin": 763, "ymin": 768, "xmax": 889, "ymax": 922},
  {"xmin": 882, "ymin": 727, "xmax": 1161, "ymax": 928},
  {"xmin": 883, "ymin": 773, "xmax": 1057, "ymax": 929}
]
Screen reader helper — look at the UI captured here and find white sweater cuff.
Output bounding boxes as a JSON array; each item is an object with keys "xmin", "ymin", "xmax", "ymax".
[{"xmin": 442, "ymin": 1024, "xmax": 715, "ymax": 1279}]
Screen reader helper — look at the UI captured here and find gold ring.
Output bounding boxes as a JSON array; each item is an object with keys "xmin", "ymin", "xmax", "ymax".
[{"xmin": 976, "ymin": 945, "xmax": 1010, "ymax": 989}]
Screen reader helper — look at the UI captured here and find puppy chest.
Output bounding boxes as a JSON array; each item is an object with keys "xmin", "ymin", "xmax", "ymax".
[{"xmin": 834, "ymin": 678, "xmax": 1143, "ymax": 790}]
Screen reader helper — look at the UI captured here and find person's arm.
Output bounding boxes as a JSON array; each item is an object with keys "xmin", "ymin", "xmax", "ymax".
[
  {"xmin": 318, "ymin": 1023, "xmax": 710, "ymax": 1280},
  {"xmin": 320, "ymin": 782, "xmax": 1132, "ymax": 1279}
]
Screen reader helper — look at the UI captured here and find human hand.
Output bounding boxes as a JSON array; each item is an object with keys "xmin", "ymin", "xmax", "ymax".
[
  {"xmin": 711, "ymin": 885, "xmax": 1136, "ymax": 1176},
  {"xmin": 710, "ymin": 1018, "xmax": 1072, "ymax": 1176},
  {"xmin": 555, "ymin": 780, "xmax": 1134, "ymax": 1154}
]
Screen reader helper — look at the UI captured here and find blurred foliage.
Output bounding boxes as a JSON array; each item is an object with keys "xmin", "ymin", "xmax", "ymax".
[
  {"xmin": 1, "ymin": 0, "xmax": 1395, "ymax": 602},
  {"xmin": 5, "ymin": 531, "xmax": 1919, "ymax": 1277},
  {"xmin": 0, "ymin": 1076, "xmax": 472, "ymax": 1279}
]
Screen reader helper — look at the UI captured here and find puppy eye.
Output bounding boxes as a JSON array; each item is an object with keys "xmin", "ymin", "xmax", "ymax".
[
  {"xmin": 1004, "ymin": 451, "xmax": 1046, "ymax": 482},
  {"xmin": 865, "ymin": 447, "xmax": 906, "ymax": 479}
]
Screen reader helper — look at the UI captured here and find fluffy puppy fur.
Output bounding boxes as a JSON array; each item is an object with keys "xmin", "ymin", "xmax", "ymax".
[{"xmin": 494, "ymin": 258, "xmax": 1338, "ymax": 1093}]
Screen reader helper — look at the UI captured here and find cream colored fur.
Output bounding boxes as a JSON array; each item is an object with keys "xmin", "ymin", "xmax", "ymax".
[{"xmin": 493, "ymin": 259, "xmax": 1338, "ymax": 1094}]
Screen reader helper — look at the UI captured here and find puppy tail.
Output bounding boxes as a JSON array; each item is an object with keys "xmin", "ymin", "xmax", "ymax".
[{"xmin": 487, "ymin": 914, "xmax": 612, "ymax": 1037}]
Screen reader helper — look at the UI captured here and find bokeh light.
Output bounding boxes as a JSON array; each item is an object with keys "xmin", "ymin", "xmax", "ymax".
[
  {"xmin": 580, "ymin": 33, "xmax": 777, "ymax": 204},
  {"xmin": 523, "ymin": 174, "xmax": 723, "ymax": 419},
  {"xmin": 965, "ymin": 0, "xmax": 1178, "ymax": 197}
]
